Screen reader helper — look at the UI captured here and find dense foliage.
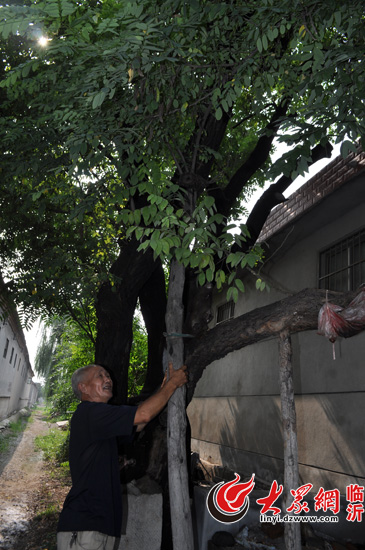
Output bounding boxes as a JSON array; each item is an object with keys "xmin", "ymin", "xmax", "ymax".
[
  {"xmin": 2, "ymin": 4, "xmax": 363, "ymax": 545},
  {"xmin": 35, "ymin": 317, "xmax": 95, "ymax": 415},
  {"xmin": 34, "ymin": 313, "xmax": 148, "ymax": 416},
  {"xmin": 128, "ymin": 315, "xmax": 148, "ymax": 396},
  {"xmin": 1, "ymin": 0, "xmax": 364, "ymax": 328}
]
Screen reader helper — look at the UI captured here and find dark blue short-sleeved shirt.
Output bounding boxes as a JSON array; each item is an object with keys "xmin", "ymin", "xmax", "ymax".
[{"xmin": 57, "ymin": 401, "xmax": 137, "ymax": 537}]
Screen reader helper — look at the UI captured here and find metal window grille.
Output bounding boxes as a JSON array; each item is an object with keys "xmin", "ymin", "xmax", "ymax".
[
  {"xmin": 216, "ymin": 300, "xmax": 235, "ymax": 324},
  {"xmin": 319, "ymin": 228, "xmax": 365, "ymax": 291}
]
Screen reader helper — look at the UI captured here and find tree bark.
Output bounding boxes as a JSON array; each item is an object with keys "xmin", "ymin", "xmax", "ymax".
[
  {"xmin": 95, "ymin": 237, "xmax": 161, "ymax": 403},
  {"xmin": 278, "ymin": 330, "xmax": 301, "ymax": 550},
  {"xmin": 244, "ymin": 143, "xmax": 333, "ymax": 247},
  {"xmin": 139, "ymin": 260, "xmax": 167, "ymax": 396},
  {"xmin": 165, "ymin": 259, "xmax": 194, "ymax": 550},
  {"xmin": 95, "ymin": 279, "xmax": 136, "ymax": 404},
  {"xmin": 185, "ymin": 288, "xmax": 356, "ymax": 401},
  {"xmin": 184, "ymin": 138, "xmax": 334, "ymax": 337}
]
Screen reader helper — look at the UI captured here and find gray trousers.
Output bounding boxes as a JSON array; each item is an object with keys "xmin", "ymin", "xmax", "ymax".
[{"xmin": 57, "ymin": 531, "xmax": 120, "ymax": 550}]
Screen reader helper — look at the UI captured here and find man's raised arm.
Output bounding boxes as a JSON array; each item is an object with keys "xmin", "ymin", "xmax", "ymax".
[{"xmin": 133, "ymin": 363, "xmax": 187, "ymax": 427}]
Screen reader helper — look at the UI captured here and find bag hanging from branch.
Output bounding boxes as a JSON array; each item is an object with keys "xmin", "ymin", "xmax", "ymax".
[{"xmin": 318, "ymin": 287, "xmax": 365, "ymax": 359}]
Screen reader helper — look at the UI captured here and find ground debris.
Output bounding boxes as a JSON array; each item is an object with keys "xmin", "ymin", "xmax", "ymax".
[{"xmin": 0, "ymin": 410, "xmax": 70, "ymax": 550}]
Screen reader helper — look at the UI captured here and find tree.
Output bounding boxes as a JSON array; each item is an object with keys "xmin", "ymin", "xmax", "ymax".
[
  {"xmin": 34, "ymin": 316, "xmax": 95, "ymax": 415},
  {"xmin": 1, "ymin": 1, "xmax": 364, "ymax": 547},
  {"xmin": 35, "ymin": 317, "xmax": 68, "ymax": 400},
  {"xmin": 35, "ymin": 312, "xmax": 148, "ymax": 414},
  {"xmin": 1, "ymin": 0, "xmax": 363, "ymax": 394}
]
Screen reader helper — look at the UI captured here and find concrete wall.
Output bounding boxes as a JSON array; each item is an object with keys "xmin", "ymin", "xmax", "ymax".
[
  {"xmin": 188, "ymin": 171, "xmax": 365, "ymax": 496},
  {"xmin": 0, "ymin": 309, "xmax": 37, "ymax": 420}
]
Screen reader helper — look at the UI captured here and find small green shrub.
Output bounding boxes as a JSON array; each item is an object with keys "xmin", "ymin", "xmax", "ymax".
[
  {"xmin": 9, "ymin": 417, "xmax": 29, "ymax": 433},
  {"xmin": 0, "ymin": 416, "xmax": 29, "ymax": 452},
  {"xmin": 35, "ymin": 428, "xmax": 69, "ymax": 463},
  {"xmin": 35, "ymin": 503, "xmax": 59, "ymax": 520},
  {"xmin": 0, "ymin": 433, "xmax": 9, "ymax": 452}
]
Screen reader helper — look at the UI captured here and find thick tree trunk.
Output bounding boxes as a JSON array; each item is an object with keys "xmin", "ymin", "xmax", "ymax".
[
  {"xmin": 95, "ymin": 237, "xmax": 161, "ymax": 403},
  {"xmin": 139, "ymin": 261, "xmax": 167, "ymax": 396},
  {"xmin": 278, "ymin": 330, "xmax": 301, "ymax": 550},
  {"xmin": 95, "ymin": 280, "xmax": 136, "ymax": 404},
  {"xmin": 166, "ymin": 259, "xmax": 194, "ymax": 550}
]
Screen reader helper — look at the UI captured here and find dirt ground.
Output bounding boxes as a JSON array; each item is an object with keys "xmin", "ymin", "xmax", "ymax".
[
  {"xmin": 0, "ymin": 409, "xmax": 70, "ymax": 550},
  {"xmin": 1, "ymin": 409, "xmax": 364, "ymax": 550}
]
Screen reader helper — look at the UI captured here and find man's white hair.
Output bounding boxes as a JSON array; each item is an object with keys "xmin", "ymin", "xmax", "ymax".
[{"xmin": 71, "ymin": 364, "xmax": 99, "ymax": 400}]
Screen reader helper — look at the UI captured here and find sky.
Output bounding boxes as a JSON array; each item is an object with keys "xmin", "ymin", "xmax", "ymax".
[
  {"xmin": 23, "ymin": 142, "xmax": 342, "ymax": 384},
  {"xmin": 243, "ymin": 141, "xmax": 342, "ymax": 218},
  {"xmin": 24, "ymin": 319, "xmax": 43, "ymax": 383}
]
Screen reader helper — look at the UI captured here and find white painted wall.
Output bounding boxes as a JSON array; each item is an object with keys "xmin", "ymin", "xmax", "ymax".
[{"xmin": 0, "ymin": 309, "xmax": 37, "ymax": 420}]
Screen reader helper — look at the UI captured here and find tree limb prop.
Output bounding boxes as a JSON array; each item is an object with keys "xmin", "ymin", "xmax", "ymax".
[{"xmin": 185, "ymin": 288, "xmax": 356, "ymax": 401}]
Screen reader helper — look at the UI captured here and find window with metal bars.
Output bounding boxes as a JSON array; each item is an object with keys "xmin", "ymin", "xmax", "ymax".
[
  {"xmin": 216, "ymin": 300, "xmax": 235, "ymax": 324},
  {"xmin": 319, "ymin": 228, "xmax": 365, "ymax": 291}
]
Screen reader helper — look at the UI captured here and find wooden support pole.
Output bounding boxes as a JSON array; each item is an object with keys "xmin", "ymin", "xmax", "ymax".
[
  {"xmin": 166, "ymin": 258, "xmax": 194, "ymax": 550},
  {"xmin": 278, "ymin": 329, "xmax": 301, "ymax": 550}
]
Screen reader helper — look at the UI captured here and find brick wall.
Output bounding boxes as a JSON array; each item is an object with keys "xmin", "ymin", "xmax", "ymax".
[{"xmin": 259, "ymin": 145, "xmax": 365, "ymax": 242}]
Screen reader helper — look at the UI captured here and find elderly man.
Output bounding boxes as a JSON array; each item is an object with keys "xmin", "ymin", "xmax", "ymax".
[{"xmin": 57, "ymin": 362, "xmax": 187, "ymax": 550}]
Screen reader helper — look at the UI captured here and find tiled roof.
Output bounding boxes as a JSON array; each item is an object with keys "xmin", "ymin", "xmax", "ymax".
[{"xmin": 259, "ymin": 145, "xmax": 365, "ymax": 242}]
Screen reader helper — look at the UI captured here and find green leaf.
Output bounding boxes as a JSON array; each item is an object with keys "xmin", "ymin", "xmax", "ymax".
[
  {"xmin": 60, "ymin": 0, "xmax": 78, "ymax": 16},
  {"xmin": 134, "ymin": 210, "xmax": 141, "ymax": 225},
  {"xmin": 235, "ymin": 279, "xmax": 245, "ymax": 293},
  {"xmin": 43, "ymin": 1, "xmax": 61, "ymax": 17},
  {"xmin": 21, "ymin": 64, "xmax": 31, "ymax": 78},
  {"xmin": 1, "ymin": 23, "xmax": 13, "ymax": 39},
  {"xmin": 340, "ymin": 140, "xmax": 357, "ymax": 158},
  {"xmin": 204, "ymin": 196, "xmax": 215, "ymax": 209},
  {"xmin": 206, "ymin": 268, "xmax": 214, "ymax": 282},
  {"xmin": 227, "ymin": 286, "xmax": 238, "ymax": 303},
  {"xmin": 92, "ymin": 91, "xmax": 106, "ymax": 109},
  {"xmin": 215, "ymin": 107, "xmax": 223, "ymax": 121},
  {"xmin": 262, "ymin": 34, "xmax": 268, "ymax": 50},
  {"xmin": 161, "ymin": 240, "xmax": 170, "ymax": 255},
  {"xmin": 198, "ymin": 272, "xmax": 205, "ymax": 286},
  {"xmin": 138, "ymin": 241, "xmax": 150, "ymax": 252},
  {"xmin": 135, "ymin": 227, "xmax": 144, "ymax": 241},
  {"xmin": 313, "ymin": 47, "xmax": 324, "ymax": 65},
  {"xmin": 199, "ymin": 254, "xmax": 210, "ymax": 269},
  {"xmin": 334, "ymin": 11, "xmax": 342, "ymax": 27},
  {"xmin": 190, "ymin": 254, "xmax": 200, "ymax": 268}
]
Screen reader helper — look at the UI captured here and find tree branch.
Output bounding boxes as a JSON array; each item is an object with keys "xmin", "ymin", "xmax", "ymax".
[
  {"xmin": 185, "ymin": 287, "xmax": 356, "ymax": 402},
  {"xmin": 243, "ymin": 141, "xmax": 333, "ymax": 248},
  {"xmin": 211, "ymin": 99, "xmax": 290, "ymax": 218}
]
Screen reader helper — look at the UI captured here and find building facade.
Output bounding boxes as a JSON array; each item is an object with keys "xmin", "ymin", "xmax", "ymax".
[
  {"xmin": 0, "ymin": 283, "xmax": 38, "ymax": 420},
  {"xmin": 188, "ymin": 147, "xmax": 365, "ymax": 501}
]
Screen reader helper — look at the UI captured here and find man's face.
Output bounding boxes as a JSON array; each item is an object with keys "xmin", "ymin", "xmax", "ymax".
[{"xmin": 79, "ymin": 366, "xmax": 113, "ymax": 403}]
